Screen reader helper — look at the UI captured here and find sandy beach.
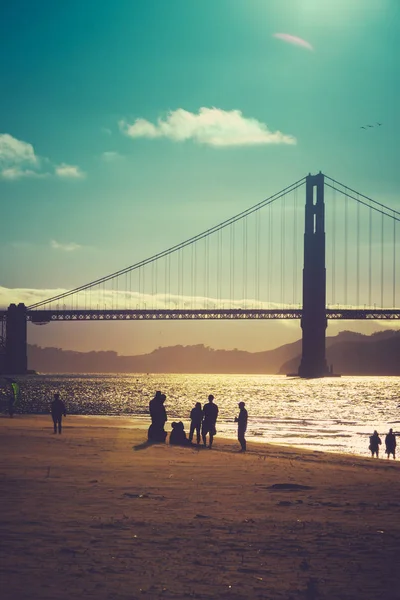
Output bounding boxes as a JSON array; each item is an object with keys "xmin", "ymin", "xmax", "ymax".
[{"xmin": 1, "ymin": 416, "xmax": 400, "ymax": 600}]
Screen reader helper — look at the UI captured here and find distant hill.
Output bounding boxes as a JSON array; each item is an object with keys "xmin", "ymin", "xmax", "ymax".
[
  {"xmin": 27, "ymin": 329, "xmax": 400, "ymax": 375},
  {"xmin": 280, "ymin": 330, "xmax": 400, "ymax": 375}
]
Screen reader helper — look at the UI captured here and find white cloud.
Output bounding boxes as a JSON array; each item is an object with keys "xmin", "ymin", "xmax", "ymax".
[
  {"xmin": 0, "ymin": 133, "xmax": 38, "ymax": 166},
  {"xmin": 119, "ymin": 107, "xmax": 296, "ymax": 147},
  {"xmin": 0, "ymin": 133, "xmax": 85, "ymax": 181},
  {"xmin": 0, "ymin": 167, "xmax": 46, "ymax": 180},
  {"xmin": 55, "ymin": 163, "xmax": 85, "ymax": 179},
  {"xmin": 101, "ymin": 151, "xmax": 122, "ymax": 162},
  {"xmin": 51, "ymin": 240, "xmax": 82, "ymax": 252}
]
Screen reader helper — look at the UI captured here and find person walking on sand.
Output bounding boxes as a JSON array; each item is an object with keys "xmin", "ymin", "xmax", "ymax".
[
  {"xmin": 189, "ymin": 402, "xmax": 203, "ymax": 444},
  {"xmin": 235, "ymin": 401, "xmax": 248, "ymax": 452},
  {"xmin": 385, "ymin": 428, "xmax": 396, "ymax": 459},
  {"xmin": 369, "ymin": 430, "xmax": 382, "ymax": 458},
  {"xmin": 202, "ymin": 394, "xmax": 218, "ymax": 449},
  {"xmin": 51, "ymin": 393, "xmax": 66, "ymax": 434}
]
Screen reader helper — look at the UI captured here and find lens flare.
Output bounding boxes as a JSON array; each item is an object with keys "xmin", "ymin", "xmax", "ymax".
[{"xmin": 273, "ymin": 33, "xmax": 313, "ymax": 51}]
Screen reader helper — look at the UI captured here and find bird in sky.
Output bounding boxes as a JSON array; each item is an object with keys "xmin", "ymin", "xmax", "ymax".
[{"xmin": 360, "ymin": 122, "xmax": 383, "ymax": 129}]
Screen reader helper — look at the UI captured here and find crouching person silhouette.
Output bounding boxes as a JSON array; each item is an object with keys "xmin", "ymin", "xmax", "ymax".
[{"xmin": 170, "ymin": 421, "xmax": 191, "ymax": 446}]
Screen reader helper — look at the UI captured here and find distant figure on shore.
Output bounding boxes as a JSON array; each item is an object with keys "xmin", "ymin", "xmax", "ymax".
[
  {"xmin": 51, "ymin": 393, "xmax": 66, "ymax": 434},
  {"xmin": 235, "ymin": 401, "xmax": 248, "ymax": 452},
  {"xmin": 202, "ymin": 394, "xmax": 219, "ymax": 449},
  {"xmin": 385, "ymin": 428, "xmax": 396, "ymax": 459},
  {"xmin": 369, "ymin": 430, "xmax": 382, "ymax": 458},
  {"xmin": 189, "ymin": 402, "xmax": 203, "ymax": 444},
  {"xmin": 6, "ymin": 378, "xmax": 19, "ymax": 418},
  {"xmin": 170, "ymin": 421, "xmax": 191, "ymax": 446},
  {"xmin": 148, "ymin": 391, "xmax": 168, "ymax": 443}
]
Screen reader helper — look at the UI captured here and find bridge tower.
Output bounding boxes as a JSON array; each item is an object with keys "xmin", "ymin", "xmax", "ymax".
[
  {"xmin": 298, "ymin": 173, "xmax": 329, "ymax": 378},
  {"xmin": 5, "ymin": 303, "xmax": 28, "ymax": 375}
]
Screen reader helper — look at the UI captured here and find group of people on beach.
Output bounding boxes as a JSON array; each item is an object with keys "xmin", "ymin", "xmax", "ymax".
[
  {"xmin": 369, "ymin": 429, "xmax": 396, "ymax": 459},
  {"xmin": 147, "ymin": 391, "xmax": 248, "ymax": 451}
]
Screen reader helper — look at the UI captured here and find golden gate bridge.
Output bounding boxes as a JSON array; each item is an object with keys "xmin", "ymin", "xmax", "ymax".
[{"xmin": 1, "ymin": 172, "xmax": 399, "ymax": 377}]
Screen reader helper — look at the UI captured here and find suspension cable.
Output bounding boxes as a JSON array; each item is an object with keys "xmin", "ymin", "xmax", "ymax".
[
  {"xmin": 325, "ymin": 175, "xmax": 400, "ymax": 216},
  {"xmin": 28, "ymin": 177, "xmax": 306, "ymax": 309}
]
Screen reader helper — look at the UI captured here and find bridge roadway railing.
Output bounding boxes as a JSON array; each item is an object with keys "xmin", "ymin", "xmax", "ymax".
[{"xmin": 1, "ymin": 308, "xmax": 399, "ymax": 323}]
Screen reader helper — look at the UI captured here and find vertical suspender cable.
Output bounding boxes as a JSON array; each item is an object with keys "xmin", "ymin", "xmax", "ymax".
[
  {"xmin": 256, "ymin": 209, "xmax": 260, "ymax": 308},
  {"xmin": 155, "ymin": 259, "xmax": 158, "ymax": 309},
  {"xmin": 151, "ymin": 263, "xmax": 154, "ymax": 309},
  {"xmin": 344, "ymin": 188, "xmax": 348, "ymax": 306},
  {"xmin": 393, "ymin": 213, "xmax": 397, "ymax": 308},
  {"xmin": 332, "ymin": 185, "xmax": 336, "ymax": 305},
  {"xmin": 194, "ymin": 242, "xmax": 197, "ymax": 308},
  {"xmin": 356, "ymin": 194, "xmax": 360, "ymax": 307},
  {"xmin": 293, "ymin": 187, "xmax": 297, "ymax": 306},
  {"xmin": 281, "ymin": 193, "xmax": 286, "ymax": 307},
  {"xmin": 231, "ymin": 223, "xmax": 236, "ymax": 307},
  {"xmin": 269, "ymin": 202, "xmax": 273, "ymax": 308},
  {"xmin": 164, "ymin": 257, "xmax": 167, "ymax": 309},
  {"xmin": 243, "ymin": 218, "xmax": 247, "ymax": 307},
  {"xmin": 369, "ymin": 207, "xmax": 372, "ymax": 307},
  {"xmin": 229, "ymin": 224, "xmax": 233, "ymax": 308},
  {"xmin": 191, "ymin": 244, "xmax": 194, "ymax": 310},
  {"xmin": 206, "ymin": 236, "xmax": 209, "ymax": 306},
  {"xmin": 381, "ymin": 212, "xmax": 384, "ymax": 308}
]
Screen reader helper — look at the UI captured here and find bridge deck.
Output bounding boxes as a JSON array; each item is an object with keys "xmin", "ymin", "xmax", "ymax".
[{"xmin": 1, "ymin": 308, "xmax": 400, "ymax": 322}]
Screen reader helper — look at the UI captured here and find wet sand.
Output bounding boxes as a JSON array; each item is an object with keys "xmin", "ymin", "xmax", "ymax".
[{"xmin": 1, "ymin": 415, "xmax": 400, "ymax": 600}]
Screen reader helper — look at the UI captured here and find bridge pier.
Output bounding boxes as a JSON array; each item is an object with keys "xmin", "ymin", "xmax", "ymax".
[
  {"xmin": 5, "ymin": 303, "xmax": 28, "ymax": 375},
  {"xmin": 298, "ymin": 173, "xmax": 329, "ymax": 378}
]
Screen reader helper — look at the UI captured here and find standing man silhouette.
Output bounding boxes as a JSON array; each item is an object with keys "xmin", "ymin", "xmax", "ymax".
[
  {"xmin": 385, "ymin": 428, "xmax": 396, "ymax": 459},
  {"xmin": 235, "ymin": 401, "xmax": 248, "ymax": 452},
  {"xmin": 189, "ymin": 402, "xmax": 203, "ymax": 444},
  {"xmin": 51, "ymin": 393, "xmax": 67, "ymax": 434},
  {"xmin": 202, "ymin": 394, "xmax": 218, "ymax": 449}
]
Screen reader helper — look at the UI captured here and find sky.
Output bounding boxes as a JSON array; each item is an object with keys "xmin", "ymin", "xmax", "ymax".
[{"xmin": 1, "ymin": 0, "xmax": 399, "ymax": 355}]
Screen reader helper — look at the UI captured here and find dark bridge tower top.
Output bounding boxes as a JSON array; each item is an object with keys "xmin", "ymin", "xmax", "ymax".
[
  {"xmin": 5, "ymin": 303, "xmax": 27, "ymax": 375},
  {"xmin": 298, "ymin": 172, "xmax": 329, "ymax": 378}
]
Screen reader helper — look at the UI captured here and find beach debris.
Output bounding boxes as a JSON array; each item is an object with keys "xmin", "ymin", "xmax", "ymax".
[
  {"xmin": 194, "ymin": 513, "xmax": 210, "ymax": 519},
  {"xmin": 268, "ymin": 483, "xmax": 313, "ymax": 491},
  {"xmin": 123, "ymin": 492, "xmax": 149, "ymax": 499},
  {"xmin": 89, "ymin": 479, "xmax": 98, "ymax": 483},
  {"xmin": 300, "ymin": 558, "xmax": 310, "ymax": 571},
  {"xmin": 305, "ymin": 577, "xmax": 319, "ymax": 600}
]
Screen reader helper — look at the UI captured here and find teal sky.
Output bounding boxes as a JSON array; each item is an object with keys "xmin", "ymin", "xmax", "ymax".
[{"xmin": 1, "ymin": 0, "xmax": 399, "ymax": 353}]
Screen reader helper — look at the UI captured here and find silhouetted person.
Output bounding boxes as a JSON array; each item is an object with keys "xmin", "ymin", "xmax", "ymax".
[
  {"xmin": 235, "ymin": 401, "xmax": 248, "ymax": 451},
  {"xmin": 202, "ymin": 394, "xmax": 218, "ymax": 449},
  {"xmin": 6, "ymin": 378, "xmax": 18, "ymax": 417},
  {"xmin": 149, "ymin": 390, "xmax": 162, "ymax": 425},
  {"xmin": 148, "ymin": 391, "xmax": 167, "ymax": 443},
  {"xmin": 385, "ymin": 428, "xmax": 396, "ymax": 459},
  {"xmin": 369, "ymin": 430, "xmax": 381, "ymax": 458},
  {"xmin": 8, "ymin": 396, "xmax": 14, "ymax": 418},
  {"xmin": 51, "ymin": 393, "xmax": 66, "ymax": 434},
  {"xmin": 170, "ymin": 421, "xmax": 191, "ymax": 446},
  {"xmin": 189, "ymin": 402, "xmax": 203, "ymax": 444}
]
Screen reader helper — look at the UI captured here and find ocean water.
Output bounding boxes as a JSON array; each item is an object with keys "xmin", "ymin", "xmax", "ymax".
[{"xmin": 1, "ymin": 374, "xmax": 400, "ymax": 457}]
